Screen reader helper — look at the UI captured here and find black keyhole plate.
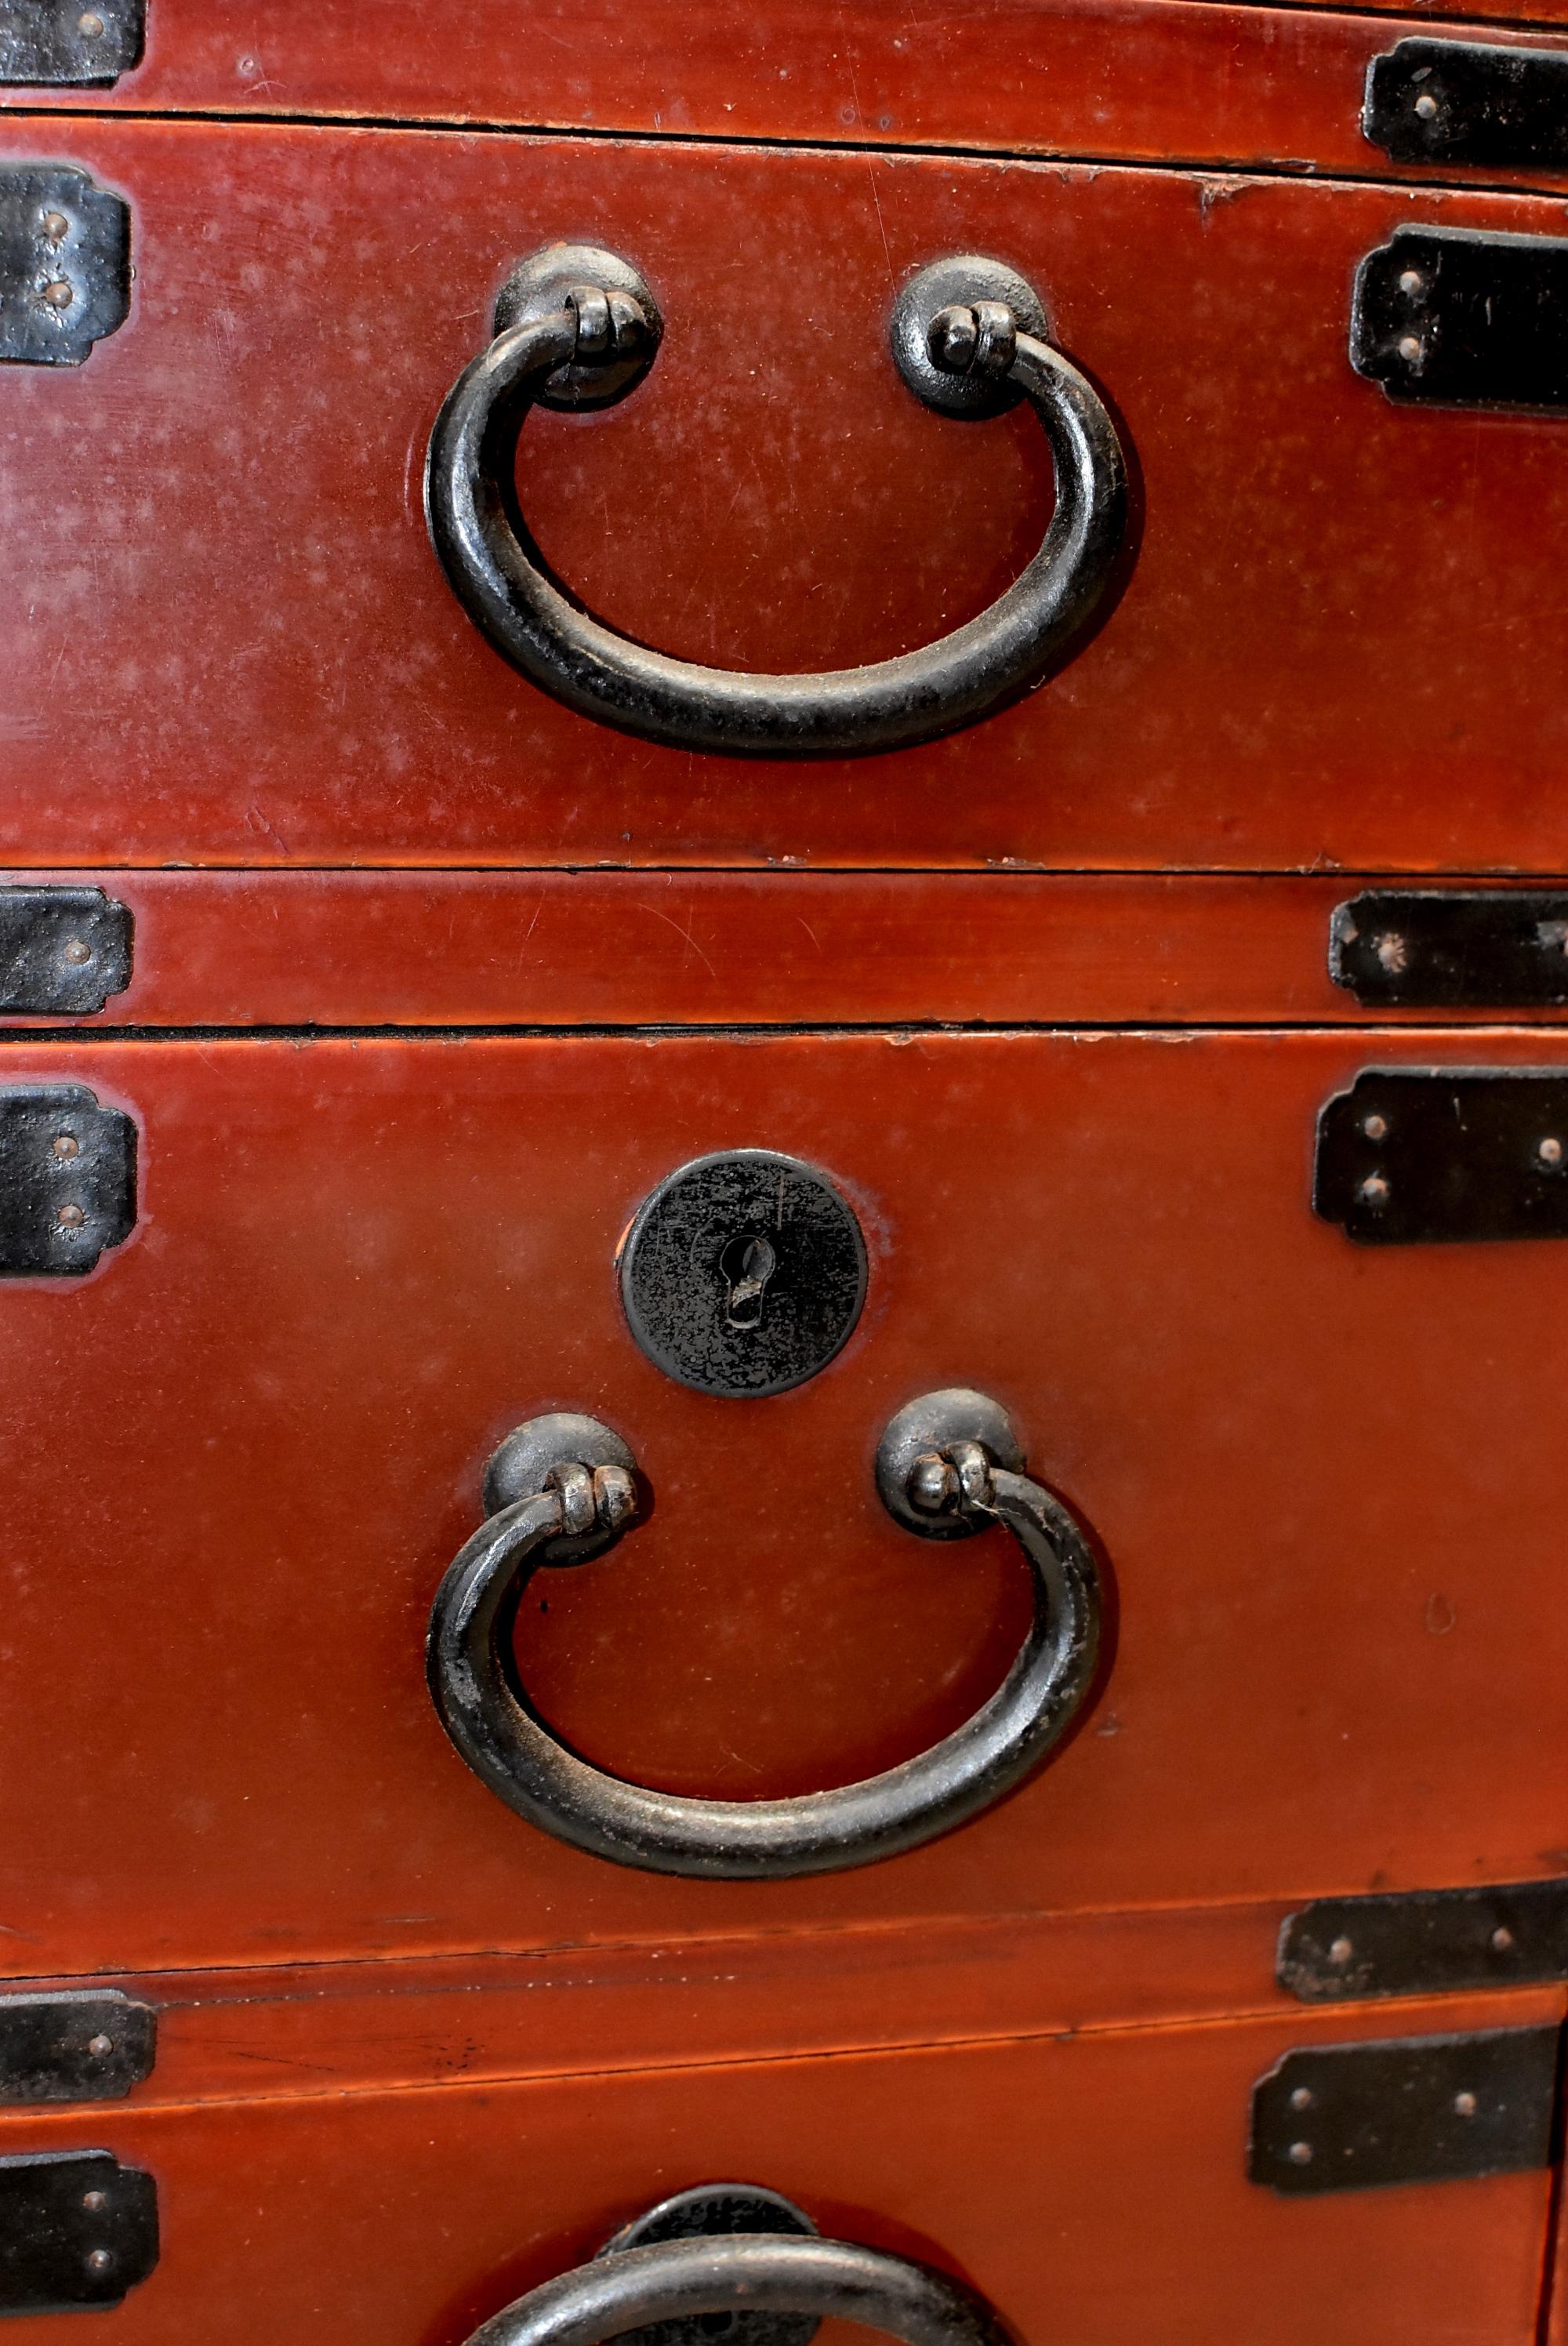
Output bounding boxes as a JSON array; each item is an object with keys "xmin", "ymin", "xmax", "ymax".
[{"xmin": 619, "ymin": 1150, "xmax": 868, "ymax": 1398}]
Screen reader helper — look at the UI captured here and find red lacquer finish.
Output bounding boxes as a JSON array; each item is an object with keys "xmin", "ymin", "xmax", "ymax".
[
  {"xmin": 0, "ymin": 0, "xmax": 1560, "ymax": 2330},
  {"xmin": 19, "ymin": 869, "xmax": 1568, "ymax": 1030},
  {"xmin": 0, "ymin": 1028, "xmax": 1563, "ymax": 1975},
  {"xmin": 0, "ymin": 2002, "xmax": 1555, "ymax": 2345},
  {"xmin": 0, "ymin": 1905, "xmax": 1344, "ymax": 2108},
  {"xmin": 1546, "ymin": 2177, "xmax": 1568, "ymax": 2346},
  {"xmin": 9, "ymin": 1, "xmax": 1568, "ymax": 154},
  {"xmin": 3, "ymin": 123, "xmax": 1568, "ymax": 870}
]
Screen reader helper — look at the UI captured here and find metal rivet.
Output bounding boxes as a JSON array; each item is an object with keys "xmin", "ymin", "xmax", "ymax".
[
  {"xmin": 1329, "ymin": 1935, "xmax": 1355, "ymax": 1965},
  {"xmin": 1414, "ymin": 93, "xmax": 1439, "ymax": 119},
  {"xmin": 56, "ymin": 1203, "xmax": 85, "ymax": 1229},
  {"xmin": 1492, "ymin": 1925, "xmax": 1515, "ymax": 1952},
  {"xmin": 1398, "ymin": 335, "xmax": 1423, "ymax": 364},
  {"xmin": 1287, "ymin": 2141, "xmax": 1315, "ymax": 2166},
  {"xmin": 42, "ymin": 279, "xmax": 74, "ymax": 310},
  {"xmin": 40, "ymin": 211, "xmax": 68, "ymax": 243},
  {"xmin": 1374, "ymin": 932, "xmax": 1407, "ymax": 974},
  {"xmin": 1362, "ymin": 1113, "xmax": 1388, "ymax": 1142},
  {"xmin": 1454, "ymin": 2090, "xmax": 1479, "ymax": 2118},
  {"xmin": 52, "ymin": 1134, "xmax": 79, "ymax": 1159},
  {"xmin": 78, "ymin": 10, "xmax": 105, "ymax": 34},
  {"xmin": 63, "ymin": 939, "xmax": 92, "ymax": 965},
  {"xmin": 87, "ymin": 2034, "xmax": 113, "ymax": 2057},
  {"xmin": 1357, "ymin": 1175, "xmax": 1390, "ymax": 1208},
  {"xmin": 1290, "ymin": 2086, "xmax": 1315, "ymax": 2112},
  {"xmin": 1539, "ymin": 1138, "xmax": 1563, "ymax": 1168},
  {"xmin": 81, "ymin": 2191, "xmax": 106, "ymax": 2213},
  {"xmin": 85, "ymin": 2250, "xmax": 112, "ymax": 2275},
  {"xmin": 1398, "ymin": 269, "xmax": 1425, "ymax": 296}
]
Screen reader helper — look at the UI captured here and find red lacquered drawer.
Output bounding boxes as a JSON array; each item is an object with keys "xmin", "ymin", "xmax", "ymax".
[
  {"xmin": 16, "ymin": 868, "xmax": 1568, "ymax": 1033},
  {"xmin": 0, "ymin": 1026, "xmax": 1560, "ymax": 1973},
  {"xmin": 9, "ymin": 1, "xmax": 1568, "ymax": 184},
  {"xmin": 2, "ymin": 123, "xmax": 1568, "ymax": 870},
  {"xmin": 0, "ymin": 2000, "xmax": 1555, "ymax": 2342}
]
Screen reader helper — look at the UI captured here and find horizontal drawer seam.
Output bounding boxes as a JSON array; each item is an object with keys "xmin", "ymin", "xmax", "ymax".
[{"xmin": 6, "ymin": 105, "xmax": 1568, "ymax": 209}]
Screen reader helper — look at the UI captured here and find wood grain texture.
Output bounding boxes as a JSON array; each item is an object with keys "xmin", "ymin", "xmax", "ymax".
[
  {"xmin": 0, "ymin": 1029, "xmax": 1563, "ymax": 1976},
  {"xmin": 0, "ymin": 2003, "xmax": 1555, "ymax": 2344},
  {"xmin": 8, "ymin": 0, "xmax": 1568, "ymax": 155},
  {"xmin": 4, "ymin": 123, "xmax": 1568, "ymax": 870}
]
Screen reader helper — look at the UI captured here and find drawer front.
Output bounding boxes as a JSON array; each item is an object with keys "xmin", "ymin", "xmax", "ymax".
[
  {"xmin": 0, "ymin": 2006, "xmax": 1554, "ymax": 2342},
  {"xmin": 8, "ymin": 2, "xmax": 1568, "ymax": 190},
  {"xmin": 0, "ymin": 1026, "xmax": 1563, "ymax": 1973},
  {"xmin": 3, "ymin": 122, "xmax": 1568, "ymax": 870},
  {"xmin": 9, "ymin": 870, "xmax": 1568, "ymax": 1031}
]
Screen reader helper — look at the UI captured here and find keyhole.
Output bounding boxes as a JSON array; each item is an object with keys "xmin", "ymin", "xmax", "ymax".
[{"xmin": 719, "ymin": 1232, "xmax": 777, "ymax": 1330}]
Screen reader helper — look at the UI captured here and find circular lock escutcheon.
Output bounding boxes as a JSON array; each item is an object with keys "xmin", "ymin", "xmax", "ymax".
[{"xmin": 619, "ymin": 1149, "xmax": 867, "ymax": 1398}]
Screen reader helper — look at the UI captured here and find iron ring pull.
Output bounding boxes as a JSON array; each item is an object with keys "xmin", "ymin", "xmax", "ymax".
[
  {"xmin": 463, "ymin": 2230, "xmax": 1008, "ymax": 2346},
  {"xmin": 426, "ymin": 1390, "xmax": 1102, "ymax": 1880},
  {"xmin": 424, "ymin": 250, "xmax": 1128, "ymax": 758}
]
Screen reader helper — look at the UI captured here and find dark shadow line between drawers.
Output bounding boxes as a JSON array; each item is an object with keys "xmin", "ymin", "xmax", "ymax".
[
  {"xmin": 7, "ymin": 103, "xmax": 1568, "ymax": 211},
  {"xmin": 8, "ymin": 867, "xmax": 1568, "ymax": 881},
  {"xmin": 0, "ymin": 1019, "xmax": 1561, "ymax": 1042}
]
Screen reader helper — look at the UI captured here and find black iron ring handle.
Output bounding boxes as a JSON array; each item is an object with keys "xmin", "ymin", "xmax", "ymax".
[
  {"xmin": 426, "ymin": 1390, "xmax": 1102, "ymax": 1879},
  {"xmin": 425, "ymin": 245, "xmax": 1127, "ymax": 757},
  {"xmin": 465, "ymin": 2232, "xmax": 1008, "ymax": 2346}
]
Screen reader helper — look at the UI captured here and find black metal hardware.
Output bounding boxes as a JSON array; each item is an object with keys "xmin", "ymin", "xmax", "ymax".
[
  {"xmin": 1330, "ymin": 890, "xmax": 1568, "ymax": 1008},
  {"xmin": 462, "ymin": 2193, "xmax": 1007, "ymax": 2346},
  {"xmin": 0, "ymin": 888, "xmax": 132, "ymax": 1017},
  {"xmin": 874, "ymin": 1388, "xmax": 1022, "ymax": 1540},
  {"xmin": 1352, "ymin": 225, "xmax": 1568, "ymax": 411},
  {"xmin": 0, "ymin": 2, "xmax": 143, "ymax": 85},
  {"xmin": 1250, "ymin": 2026, "xmax": 1559, "ymax": 2195},
  {"xmin": 597, "ymin": 2187, "xmax": 820, "ymax": 2346},
  {"xmin": 0, "ymin": 1086, "xmax": 135, "ymax": 1276},
  {"xmin": 619, "ymin": 1151, "xmax": 868, "ymax": 1399},
  {"xmin": 0, "ymin": 166, "xmax": 130, "ymax": 368},
  {"xmin": 1280, "ymin": 1877, "xmax": 1568, "ymax": 2002},
  {"xmin": 1366, "ymin": 38, "xmax": 1568, "ymax": 170},
  {"xmin": 1315, "ymin": 1070, "xmax": 1568, "ymax": 1244},
  {"xmin": 0, "ymin": 2150, "xmax": 158, "ymax": 2315},
  {"xmin": 426, "ymin": 1390, "xmax": 1102, "ymax": 1879},
  {"xmin": 425, "ymin": 245, "xmax": 1127, "ymax": 758},
  {"xmin": 0, "ymin": 1993, "xmax": 154, "ymax": 2104},
  {"xmin": 887, "ymin": 255, "xmax": 1050, "ymax": 419},
  {"xmin": 492, "ymin": 242, "xmax": 664, "ymax": 412}
]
